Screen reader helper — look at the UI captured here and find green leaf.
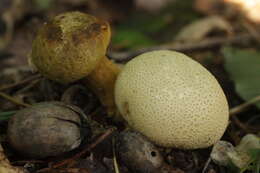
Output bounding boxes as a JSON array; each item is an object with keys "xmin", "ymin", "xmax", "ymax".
[
  {"xmin": 112, "ymin": 30, "xmax": 156, "ymax": 49},
  {"xmin": 0, "ymin": 111, "xmax": 16, "ymax": 121},
  {"xmin": 248, "ymin": 148, "xmax": 260, "ymax": 173},
  {"xmin": 239, "ymin": 148, "xmax": 260, "ymax": 173},
  {"xmin": 222, "ymin": 47, "xmax": 260, "ymax": 108},
  {"xmin": 134, "ymin": 15, "xmax": 171, "ymax": 34},
  {"xmin": 33, "ymin": 0, "xmax": 52, "ymax": 10},
  {"xmin": 115, "ymin": 12, "xmax": 171, "ymax": 34}
]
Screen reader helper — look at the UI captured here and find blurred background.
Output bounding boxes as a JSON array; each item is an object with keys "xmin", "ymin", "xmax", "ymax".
[
  {"xmin": 1, "ymin": 0, "xmax": 260, "ymax": 65},
  {"xmin": 0, "ymin": 1, "xmax": 260, "ymax": 173},
  {"xmin": 1, "ymin": 0, "xmax": 260, "ymax": 107}
]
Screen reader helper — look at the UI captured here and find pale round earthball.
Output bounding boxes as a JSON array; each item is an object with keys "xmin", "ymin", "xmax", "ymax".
[{"xmin": 115, "ymin": 50, "xmax": 229, "ymax": 149}]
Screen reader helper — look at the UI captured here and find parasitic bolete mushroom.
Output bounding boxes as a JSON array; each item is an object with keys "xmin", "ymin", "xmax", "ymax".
[
  {"xmin": 115, "ymin": 50, "xmax": 229, "ymax": 149},
  {"xmin": 29, "ymin": 11, "xmax": 120, "ymax": 114}
]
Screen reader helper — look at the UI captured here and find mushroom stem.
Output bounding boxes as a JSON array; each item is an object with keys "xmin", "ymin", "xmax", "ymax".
[{"xmin": 83, "ymin": 56, "xmax": 120, "ymax": 115}]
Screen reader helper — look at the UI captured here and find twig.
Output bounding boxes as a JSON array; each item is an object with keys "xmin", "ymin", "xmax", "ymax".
[
  {"xmin": 202, "ymin": 157, "xmax": 211, "ymax": 173},
  {"xmin": 0, "ymin": 74, "xmax": 41, "ymax": 91},
  {"xmin": 242, "ymin": 20, "xmax": 260, "ymax": 44},
  {"xmin": 230, "ymin": 116, "xmax": 252, "ymax": 133},
  {"xmin": 227, "ymin": 128, "xmax": 240, "ymax": 145},
  {"xmin": 49, "ymin": 168, "xmax": 90, "ymax": 173},
  {"xmin": 229, "ymin": 95, "xmax": 260, "ymax": 116},
  {"xmin": 231, "ymin": 114, "xmax": 260, "ymax": 132},
  {"xmin": 16, "ymin": 79, "xmax": 41, "ymax": 94},
  {"xmin": 113, "ymin": 137, "xmax": 121, "ymax": 173},
  {"xmin": 0, "ymin": 92, "xmax": 30, "ymax": 107},
  {"xmin": 108, "ymin": 33, "xmax": 252, "ymax": 62},
  {"xmin": 37, "ymin": 128, "xmax": 115, "ymax": 173},
  {"xmin": 54, "ymin": 128, "xmax": 115, "ymax": 167},
  {"xmin": 246, "ymin": 114, "xmax": 260, "ymax": 126},
  {"xmin": 11, "ymin": 160, "xmax": 45, "ymax": 164}
]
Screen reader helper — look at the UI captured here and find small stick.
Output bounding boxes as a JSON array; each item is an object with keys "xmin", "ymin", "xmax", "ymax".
[
  {"xmin": 11, "ymin": 160, "xmax": 45, "ymax": 164},
  {"xmin": 109, "ymin": 34, "xmax": 252, "ymax": 62},
  {"xmin": 15, "ymin": 79, "xmax": 41, "ymax": 94},
  {"xmin": 0, "ymin": 92, "xmax": 30, "ymax": 107},
  {"xmin": 0, "ymin": 74, "xmax": 41, "ymax": 91},
  {"xmin": 202, "ymin": 157, "xmax": 212, "ymax": 173},
  {"xmin": 242, "ymin": 21, "xmax": 260, "ymax": 44},
  {"xmin": 112, "ymin": 137, "xmax": 121, "ymax": 173},
  {"xmin": 229, "ymin": 95, "xmax": 260, "ymax": 116},
  {"xmin": 54, "ymin": 128, "xmax": 115, "ymax": 168},
  {"xmin": 49, "ymin": 168, "xmax": 90, "ymax": 173},
  {"xmin": 230, "ymin": 116, "xmax": 251, "ymax": 133},
  {"xmin": 37, "ymin": 128, "xmax": 115, "ymax": 173}
]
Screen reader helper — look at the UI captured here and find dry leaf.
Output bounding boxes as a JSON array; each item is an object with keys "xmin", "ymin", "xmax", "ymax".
[
  {"xmin": 210, "ymin": 141, "xmax": 235, "ymax": 166},
  {"xmin": 194, "ymin": 0, "xmax": 225, "ymax": 15},
  {"xmin": 195, "ymin": 0, "xmax": 260, "ymax": 23},
  {"xmin": 211, "ymin": 134, "xmax": 260, "ymax": 169},
  {"xmin": 225, "ymin": 0, "xmax": 260, "ymax": 23},
  {"xmin": 175, "ymin": 16, "xmax": 232, "ymax": 43}
]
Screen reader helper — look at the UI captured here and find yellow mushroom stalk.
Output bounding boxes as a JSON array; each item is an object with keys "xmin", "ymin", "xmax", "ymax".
[
  {"xmin": 115, "ymin": 50, "xmax": 229, "ymax": 149},
  {"xmin": 30, "ymin": 12, "xmax": 120, "ymax": 115}
]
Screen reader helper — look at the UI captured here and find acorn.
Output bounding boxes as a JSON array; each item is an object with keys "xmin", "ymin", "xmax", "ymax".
[
  {"xmin": 7, "ymin": 102, "xmax": 91, "ymax": 158},
  {"xmin": 115, "ymin": 130, "xmax": 164, "ymax": 173}
]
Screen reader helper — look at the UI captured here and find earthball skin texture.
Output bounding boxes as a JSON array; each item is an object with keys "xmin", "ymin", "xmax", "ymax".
[
  {"xmin": 7, "ymin": 102, "xmax": 88, "ymax": 158},
  {"xmin": 30, "ymin": 11, "xmax": 111, "ymax": 83},
  {"xmin": 115, "ymin": 50, "xmax": 229, "ymax": 149}
]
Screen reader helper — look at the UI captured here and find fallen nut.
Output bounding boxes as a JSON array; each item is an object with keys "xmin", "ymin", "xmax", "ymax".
[
  {"xmin": 7, "ymin": 101, "xmax": 91, "ymax": 158},
  {"xmin": 115, "ymin": 130, "xmax": 164, "ymax": 173}
]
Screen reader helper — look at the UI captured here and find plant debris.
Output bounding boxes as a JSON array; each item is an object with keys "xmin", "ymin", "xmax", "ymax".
[{"xmin": 0, "ymin": 1, "xmax": 259, "ymax": 173}]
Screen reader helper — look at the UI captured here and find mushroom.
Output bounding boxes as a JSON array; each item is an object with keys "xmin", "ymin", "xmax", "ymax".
[
  {"xmin": 114, "ymin": 50, "xmax": 229, "ymax": 149},
  {"xmin": 29, "ymin": 11, "xmax": 120, "ymax": 114}
]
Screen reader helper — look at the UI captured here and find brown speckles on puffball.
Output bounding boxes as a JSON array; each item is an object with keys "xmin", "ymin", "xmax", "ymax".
[{"xmin": 115, "ymin": 50, "xmax": 229, "ymax": 149}]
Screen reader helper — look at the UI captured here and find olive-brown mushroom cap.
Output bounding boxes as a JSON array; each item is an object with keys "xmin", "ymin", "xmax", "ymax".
[
  {"xmin": 30, "ymin": 11, "xmax": 111, "ymax": 83},
  {"xmin": 115, "ymin": 50, "xmax": 229, "ymax": 149}
]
